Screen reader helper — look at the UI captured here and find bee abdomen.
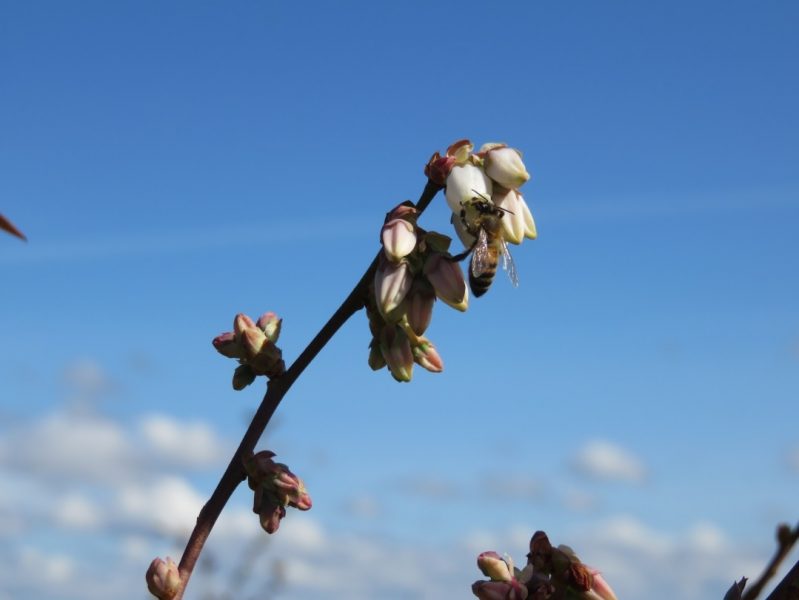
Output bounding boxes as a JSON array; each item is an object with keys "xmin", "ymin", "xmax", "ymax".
[{"xmin": 469, "ymin": 263, "xmax": 497, "ymax": 297}]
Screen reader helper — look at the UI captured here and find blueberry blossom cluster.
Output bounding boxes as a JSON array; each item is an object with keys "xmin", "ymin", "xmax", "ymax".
[
  {"xmin": 426, "ymin": 139, "xmax": 536, "ymax": 260},
  {"xmin": 212, "ymin": 312, "xmax": 285, "ymax": 390},
  {"xmin": 472, "ymin": 531, "xmax": 618, "ymax": 600},
  {"xmin": 366, "ymin": 201, "xmax": 469, "ymax": 381},
  {"xmin": 244, "ymin": 450, "xmax": 312, "ymax": 534}
]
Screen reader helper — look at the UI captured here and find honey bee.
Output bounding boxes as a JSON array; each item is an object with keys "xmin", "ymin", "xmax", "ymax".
[{"xmin": 455, "ymin": 195, "xmax": 519, "ymax": 297}]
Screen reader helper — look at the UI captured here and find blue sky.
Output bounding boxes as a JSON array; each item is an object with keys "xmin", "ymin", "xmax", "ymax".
[{"xmin": 1, "ymin": 1, "xmax": 798, "ymax": 599}]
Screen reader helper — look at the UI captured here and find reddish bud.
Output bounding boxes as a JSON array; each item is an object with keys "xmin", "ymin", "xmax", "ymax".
[
  {"xmin": 145, "ymin": 557, "xmax": 180, "ymax": 600},
  {"xmin": 233, "ymin": 313, "xmax": 256, "ymax": 336},
  {"xmin": 212, "ymin": 331, "xmax": 244, "ymax": 359},
  {"xmin": 412, "ymin": 339, "xmax": 444, "ymax": 373},
  {"xmin": 406, "ymin": 282, "xmax": 435, "ymax": 336},
  {"xmin": 379, "ymin": 325, "xmax": 413, "ymax": 382},
  {"xmin": 256, "ymin": 312, "xmax": 282, "ymax": 343}
]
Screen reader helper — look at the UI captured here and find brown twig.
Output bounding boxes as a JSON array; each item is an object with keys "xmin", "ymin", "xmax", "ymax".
[
  {"xmin": 764, "ymin": 556, "xmax": 799, "ymax": 600},
  {"xmin": 171, "ymin": 179, "xmax": 443, "ymax": 599},
  {"xmin": 0, "ymin": 213, "xmax": 26, "ymax": 241},
  {"xmin": 742, "ymin": 523, "xmax": 799, "ymax": 600}
]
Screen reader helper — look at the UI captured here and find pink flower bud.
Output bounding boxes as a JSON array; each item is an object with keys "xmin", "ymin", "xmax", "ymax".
[
  {"xmin": 379, "ymin": 325, "xmax": 413, "ymax": 382},
  {"xmin": 256, "ymin": 312, "xmax": 282, "ymax": 343},
  {"xmin": 423, "ymin": 253, "xmax": 468, "ymax": 312},
  {"xmin": 445, "ymin": 163, "xmax": 493, "ymax": 214},
  {"xmin": 233, "ymin": 313, "xmax": 256, "ymax": 336},
  {"xmin": 232, "ymin": 365, "xmax": 256, "ymax": 390},
  {"xmin": 586, "ymin": 568, "xmax": 618, "ymax": 600},
  {"xmin": 259, "ymin": 503, "xmax": 286, "ymax": 534},
  {"xmin": 146, "ymin": 557, "xmax": 181, "ymax": 600},
  {"xmin": 477, "ymin": 551, "xmax": 513, "ymax": 582},
  {"xmin": 212, "ymin": 331, "xmax": 244, "ymax": 359},
  {"xmin": 492, "ymin": 187, "xmax": 526, "ymax": 245},
  {"xmin": 374, "ymin": 257, "xmax": 413, "ymax": 318},
  {"xmin": 481, "ymin": 144, "xmax": 530, "ymax": 190},
  {"xmin": 241, "ymin": 327, "xmax": 268, "ymax": 360},
  {"xmin": 412, "ymin": 339, "xmax": 444, "ymax": 373},
  {"xmin": 368, "ymin": 340, "xmax": 387, "ymax": 370},
  {"xmin": 406, "ymin": 283, "xmax": 435, "ymax": 336},
  {"xmin": 472, "ymin": 579, "xmax": 528, "ymax": 600},
  {"xmin": 381, "ymin": 218, "xmax": 417, "ymax": 262}
]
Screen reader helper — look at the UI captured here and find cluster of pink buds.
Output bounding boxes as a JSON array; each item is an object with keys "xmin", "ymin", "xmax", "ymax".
[
  {"xmin": 366, "ymin": 201, "xmax": 469, "ymax": 381},
  {"xmin": 472, "ymin": 531, "xmax": 617, "ymax": 600},
  {"xmin": 426, "ymin": 139, "xmax": 536, "ymax": 253},
  {"xmin": 212, "ymin": 312, "xmax": 285, "ymax": 390},
  {"xmin": 145, "ymin": 556, "xmax": 181, "ymax": 600},
  {"xmin": 244, "ymin": 450, "xmax": 312, "ymax": 534}
]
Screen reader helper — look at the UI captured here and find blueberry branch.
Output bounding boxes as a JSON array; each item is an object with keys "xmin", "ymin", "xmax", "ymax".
[{"xmin": 171, "ymin": 179, "xmax": 443, "ymax": 600}]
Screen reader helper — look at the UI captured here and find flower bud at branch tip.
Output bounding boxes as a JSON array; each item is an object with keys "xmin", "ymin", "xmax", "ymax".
[
  {"xmin": 381, "ymin": 218, "xmax": 417, "ymax": 262},
  {"xmin": 234, "ymin": 313, "xmax": 256, "ymax": 336},
  {"xmin": 146, "ymin": 557, "xmax": 181, "ymax": 600},
  {"xmin": 412, "ymin": 339, "xmax": 444, "ymax": 373},
  {"xmin": 256, "ymin": 312, "xmax": 282, "ymax": 342},
  {"xmin": 380, "ymin": 325, "xmax": 413, "ymax": 382}
]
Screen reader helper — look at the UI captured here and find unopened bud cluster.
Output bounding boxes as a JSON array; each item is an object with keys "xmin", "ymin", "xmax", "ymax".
[
  {"xmin": 244, "ymin": 450, "xmax": 312, "ymax": 534},
  {"xmin": 427, "ymin": 139, "xmax": 536, "ymax": 255},
  {"xmin": 212, "ymin": 312, "xmax": 285, "ymax": 390},
  {"xmin": 145, "ymin": 557, "xmax": 180, "ymax": 600},
  {"xmin": 472, "ymin": 531, "xmax": 617, "ymax": 600},
  {"xmin": 367, "ymin": 202, "xmax": 469, "ymax": 381}
]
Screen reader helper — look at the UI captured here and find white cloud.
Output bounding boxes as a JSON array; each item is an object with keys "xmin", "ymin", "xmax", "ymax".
[
  {"xmin": 0, "ymin": 410, "xmax": 229, "ymax": 485},
  {"xmin": 53, "ymin": 492, "xmax": 103, "ymax": 529},
  {"xmin": 0, "ymin": 412, "xmax": 134, "ymax": 483},
  {"xmin": 116, "ymin": 476, "xmax": 205, "ymax": 537},
  {"xmin": 571, "ymin": 440, "xmax": 647, "ymax": 483},
  {"xmin": 138, "ymin": 413, "xmax": 228, "ymax": 468},
  {"xmin": 570, "ymin": 515, "xmax": 764, "ymax": 600}
]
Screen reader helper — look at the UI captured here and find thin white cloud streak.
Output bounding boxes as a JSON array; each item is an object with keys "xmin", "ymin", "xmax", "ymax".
[
  {"xmin": 571, "ymin": 439, "xmax": 647, "ymax": 483},
  {"xmin": 0, "ymin": 215, "xmax": 372, "ymax": 265}
]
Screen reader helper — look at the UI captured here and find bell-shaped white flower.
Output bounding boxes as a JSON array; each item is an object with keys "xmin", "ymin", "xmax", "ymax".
[
  {"xmin": 520, "ymin": 195, "xmax": 537, "ymax": 240},
  {"xmin": 445, "ymin": 163, "xmax": 493, "ymax": 214},
  {"xmin": 381, "ymin": 218, "xmax": 417, "ymax": 262},
  {"xmin": 451, "ymin": 212, "xmax": 476, "ymax": 248},
  {"xmin": 374, "ymin": 258, "xmax": 412, "ymax": 318},
  {"xmin": 492, "ymin": 187, "xmax": 526, "ymax": 245},
  {"xmin": 482, "ymin": 145, "xmax": 530, "ymax": 190}
]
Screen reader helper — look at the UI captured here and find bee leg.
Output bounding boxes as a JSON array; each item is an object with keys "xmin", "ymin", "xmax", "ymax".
[{"xmin": 449, "ymin": 241, "xmax": 478, "ymax": 263}]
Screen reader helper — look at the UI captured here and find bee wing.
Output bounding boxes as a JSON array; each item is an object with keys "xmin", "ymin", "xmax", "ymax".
[
  {"xmin": 471, "ymin": 227, "xmax": 490, "ymax": 278},
  {"xmin": 500, "ymin": 240, "xmax": 519, "ymax": 288}
]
